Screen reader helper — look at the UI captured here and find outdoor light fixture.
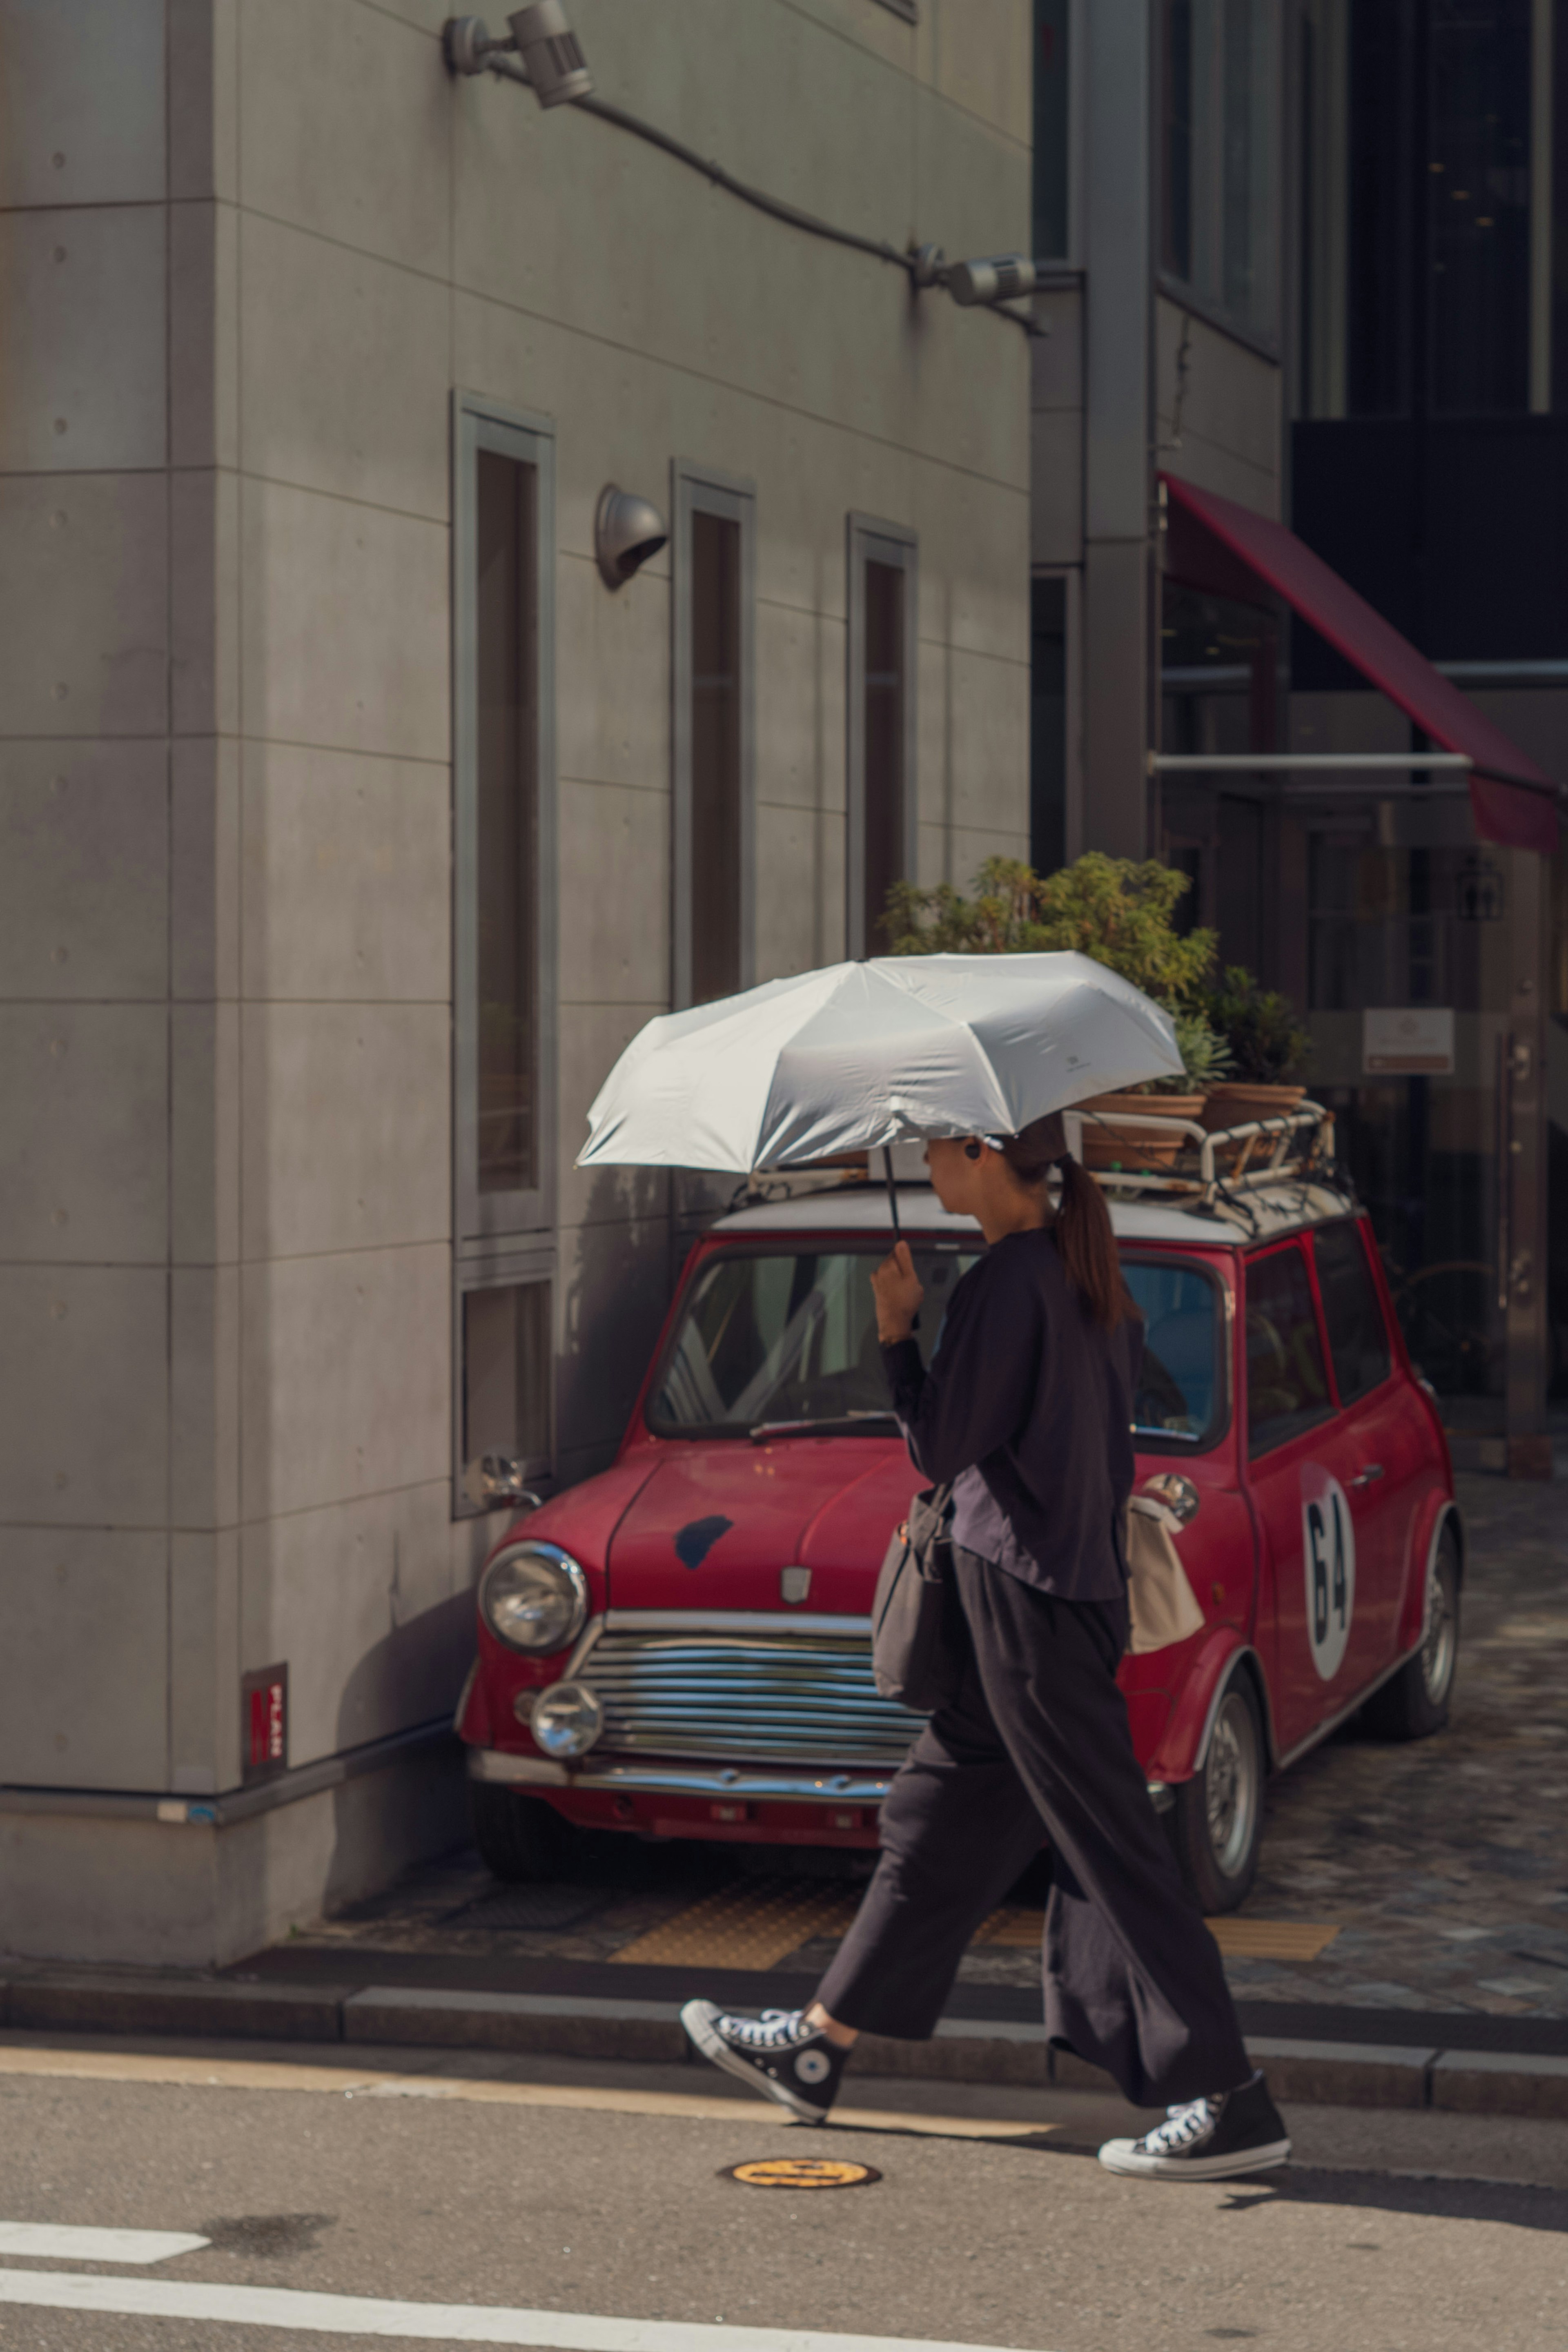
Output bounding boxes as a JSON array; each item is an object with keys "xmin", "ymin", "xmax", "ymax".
[
  {"xmin": 944, "ymin": 254, "xmax": 1051, "ymax": 307},
  {"xmin": 594, "ymin": 485, "xmax": 668, "ymax": 589},
  {"xmin": 443, "ymin": 5, "xmax": 592, "ymax": 106}
]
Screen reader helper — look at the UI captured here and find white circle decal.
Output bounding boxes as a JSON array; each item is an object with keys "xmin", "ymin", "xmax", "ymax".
[
  {"xmin": 1301, "ymin": 1466, "xmax": 1355, "ymax": 1681},
  {"xmin": 794, "ymin": 2049, "xmax": 831, "ymax": 2084}
]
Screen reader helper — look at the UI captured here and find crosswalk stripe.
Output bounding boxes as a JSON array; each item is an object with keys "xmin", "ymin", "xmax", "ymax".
[
  {"xmin": 0, "ymin": 2268, "xmax": 1044, "ymax": 2351},
  {"xmin": 0, "ymin": 2223, "xmax": 207, "ymax": 2264}
]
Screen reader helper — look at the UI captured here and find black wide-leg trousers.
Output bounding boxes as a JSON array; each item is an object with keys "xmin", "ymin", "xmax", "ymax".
[{"xmin": 817, "ymin": 1550, "xmax": 1251, "ymax": 2109}]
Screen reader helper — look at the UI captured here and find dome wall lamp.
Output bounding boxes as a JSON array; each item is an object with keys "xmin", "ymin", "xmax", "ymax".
[{"xmin": 595, "ymin": 486, "xmax": 669, "ymax": 589}]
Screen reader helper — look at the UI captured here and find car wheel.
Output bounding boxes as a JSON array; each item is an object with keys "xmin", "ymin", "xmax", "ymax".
[
  {"xmin": 469, "ymin": 1781, "xmax": 567, "ymax": 1883},
  {"xmin": 1361, "ymin": 1523, "xmax": 1461, "ymax": 1742},
  {"xmin": 1170, "ymin": 1674, "xmax": 1265, "ymax": 1915}
]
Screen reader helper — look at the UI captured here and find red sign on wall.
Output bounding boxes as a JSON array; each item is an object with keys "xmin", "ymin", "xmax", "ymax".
[{"xmin": 241, "ymin": 1664, "xmax": 288, "ymax": 1784}]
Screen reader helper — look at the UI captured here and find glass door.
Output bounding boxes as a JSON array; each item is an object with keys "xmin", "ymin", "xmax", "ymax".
[{"xmin": 1301, "ymin": 800, "xmax": 1550, "ymax": 1470}]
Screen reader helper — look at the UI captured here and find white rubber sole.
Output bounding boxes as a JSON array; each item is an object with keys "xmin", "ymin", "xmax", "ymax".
[
  {"xmin": 679, "ymin": 2000, "xmax": 830, "ymax": 2125},
  {"xmin": 1097, "ymin": 2134, "xmax": 1292, "ymax": 2181}
]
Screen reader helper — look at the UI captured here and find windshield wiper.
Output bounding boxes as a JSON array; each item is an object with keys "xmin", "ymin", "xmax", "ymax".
[{"xmin": 748, "ymin": 1412, "xmax": 902, "ymax": 1443}]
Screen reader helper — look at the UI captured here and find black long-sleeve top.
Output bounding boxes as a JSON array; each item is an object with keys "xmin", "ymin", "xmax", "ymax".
[{"xmin": 881, "ymin": 1225, "xmax": 1143, "ymax": 1602}]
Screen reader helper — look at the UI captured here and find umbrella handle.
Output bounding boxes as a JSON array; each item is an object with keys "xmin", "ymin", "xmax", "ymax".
[{"xmin": 882, "ymin": 1145, "xmax": 902, "ymax": 1239}]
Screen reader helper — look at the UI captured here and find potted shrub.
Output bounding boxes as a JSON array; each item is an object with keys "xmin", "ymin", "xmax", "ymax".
[
  {"xmin": 884, "ymin": 854, "xmax": 1229, "ymax": 1169},
  {"xmin": 1200, "ymin": 967, "xmax": 1312, "ymax": 1133}
]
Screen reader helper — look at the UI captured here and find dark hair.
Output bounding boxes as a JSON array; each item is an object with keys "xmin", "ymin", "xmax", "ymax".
[{"xmin": 1000, "ymin": 1114, "xmax": 1135, "ymax": 1332}]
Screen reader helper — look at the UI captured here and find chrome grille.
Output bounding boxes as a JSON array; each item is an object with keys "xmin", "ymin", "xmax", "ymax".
[{"xmin": 580, "ymin": 1619, "xmax": 924, "ymax": 1768}]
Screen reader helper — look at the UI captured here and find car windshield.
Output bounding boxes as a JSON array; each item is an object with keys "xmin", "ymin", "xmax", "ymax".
[
  {"xmin": 1124, "ymin": 1258, "xmax": 1223, "ymax": 1448},
  {"xmin": 649, "ymin": 1244, "xmax": 982, "ymax": 1436}
]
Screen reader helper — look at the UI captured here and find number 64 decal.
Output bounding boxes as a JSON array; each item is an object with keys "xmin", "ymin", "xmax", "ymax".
[{"xmin": 1301, "ymin": 1466, "xmax": 1356, "ymax": 1682}]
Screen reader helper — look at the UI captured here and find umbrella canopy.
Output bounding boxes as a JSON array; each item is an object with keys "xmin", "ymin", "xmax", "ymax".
[{"xmin": 578, "ymin": 953, "xmax": 1182, "ymax": 1173}]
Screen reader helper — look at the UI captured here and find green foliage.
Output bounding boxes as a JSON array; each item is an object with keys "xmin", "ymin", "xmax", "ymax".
[
  {"xmin": 1205, "ymin": 965, "xmax": 1313, "ymax": 1084},
  {"xmin": 1153, "ymin": 1010, "xmax": 1234, "ymax": 1096},
  {"xmin": 883, "ymin": 853, "xmax": 1218, "ymax": 1009}
]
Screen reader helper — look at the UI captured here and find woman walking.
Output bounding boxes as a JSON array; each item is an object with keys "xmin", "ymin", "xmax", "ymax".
[{"xmin": 681, "ymin": 1114, "xmax": 1288, "ymax": 2182}]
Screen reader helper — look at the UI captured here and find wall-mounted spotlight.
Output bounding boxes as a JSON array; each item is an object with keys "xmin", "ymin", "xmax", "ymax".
[
  {"xmin": 595, "ymin": 486, "xmax": 668, "ymax": 589},
  {"xmin": 944, "ymin": 254, "xmax": 1049, "ymax": 307},
  {"xmin": 444, "ymin": 6, "xmax": 592, "ymax": 106}
]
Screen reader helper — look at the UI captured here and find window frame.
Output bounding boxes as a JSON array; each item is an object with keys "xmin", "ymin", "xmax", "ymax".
[
  {"xmin": 452, "ymin": 391, "xmax": 559, "ymax": 1518},
  {"xmin": 672, "ymin": 459, "xmax": 756, "ymax": 1010},
  {"xmin": 846, "ymin": 513, "xmax": 919, "ymax": 960},
  {"xmin": 1122, "ymin": 1251, "xmax": 1233, "ymax": 1454},
  {"xmin": 1242, "ymin": 1234, "xmax": 1339, "ymax": 1459},
  {"xmin": 452, "ymin": 390, "xmax": 558, "ymax": 1254},
  {"xmin": 1156, "ymin": 0, "xmax": 1285, "ymax": 359},
  {"xmin": 452, "ymin": 1250, "xmax": 557, "ymax": 1519}
]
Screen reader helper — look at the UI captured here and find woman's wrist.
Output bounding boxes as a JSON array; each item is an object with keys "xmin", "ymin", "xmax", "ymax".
[{"xmin": 878, "ymin": 1318, "xmax": 915, "ymax": 1348}]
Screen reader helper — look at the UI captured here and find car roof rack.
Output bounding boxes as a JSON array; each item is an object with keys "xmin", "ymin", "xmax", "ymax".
[{"xmin": 1078, "ymin": 1102, "xmax": 1340, "ymax": 1211}]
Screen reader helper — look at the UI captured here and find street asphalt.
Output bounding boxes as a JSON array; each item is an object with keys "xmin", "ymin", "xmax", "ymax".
[{"xmin": 0, "ymin": 2033, "xmax": 1563, "ymax": 2352}]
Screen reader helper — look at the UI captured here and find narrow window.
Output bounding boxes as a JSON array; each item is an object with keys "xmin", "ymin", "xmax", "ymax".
[
  {"xmin": 454, "ymin": 396, "xmax": 557, "ymax": 1511},
  {"xmin": 1245, "ymin": 1244, "xmax": 1333, "ymax": 1456},
  {"xmin": 461, "ymin": 1278, "xmax": 553, "ymax": 1499},
  {"xmin": 847, "ymin": 518, "xmax": 917, "ymax": 958},
  {"xmin": 1032, "ymin": 0, "xmax": 1072, "ymax": 260},
  {"xmin": 674, "ymin": 466, "xmax": 755, "ymax": 1007},
  {"xmin": 1030, "ymin": 575, "xmax": 1068, "ymax": 876},
  {"xmin": 476, "ymin": 448, "xmax": 538, "ymax": 1196}
]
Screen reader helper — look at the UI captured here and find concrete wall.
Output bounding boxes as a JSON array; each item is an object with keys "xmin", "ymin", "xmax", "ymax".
[{"xmin": 0, "ymin": 0, "xmax": 1031, "ymax": 1962}]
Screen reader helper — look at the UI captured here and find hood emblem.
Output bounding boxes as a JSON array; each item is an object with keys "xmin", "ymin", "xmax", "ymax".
[{"xmin": 780, "ymin": 1566, "xmax": 811, "ymax": 1605}]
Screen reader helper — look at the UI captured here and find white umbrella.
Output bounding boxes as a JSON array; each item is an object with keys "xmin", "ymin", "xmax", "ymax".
[{"xmin": 578, "ymin": 953, "xmax": 1182, "ymax": 1190}]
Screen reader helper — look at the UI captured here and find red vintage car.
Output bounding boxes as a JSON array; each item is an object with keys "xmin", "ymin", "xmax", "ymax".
[{"xmin": 457, "ymin": 1144, "xmax": 1461, "ymax": 1911}]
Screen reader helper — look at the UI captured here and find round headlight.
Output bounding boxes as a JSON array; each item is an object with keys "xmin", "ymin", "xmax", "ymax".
[
  {"xmin": 479, "ymin": 1543, "xmax": 589, "ymax": 1654},
  {"xmin": 531, "ymin": 1680, "xmax": 604, "ymax": 1759}
]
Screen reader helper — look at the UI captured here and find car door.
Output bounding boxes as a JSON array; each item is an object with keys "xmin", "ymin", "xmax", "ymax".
[
  {"xmin": 1311, "ymin": 1217, "xmax": 1437, "ymax": 1673},
  {"xmin": 1243, "ymin": 1236, "xmax": 1378, "ymax": 1757}
]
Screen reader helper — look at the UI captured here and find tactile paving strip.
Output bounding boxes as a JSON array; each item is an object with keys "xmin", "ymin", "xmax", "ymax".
[
  {"xmin": 609, "ymin": 1878, "xmax": 862, "ymax": 1970},
  {"xmin": 975, "ymin": 1908, "xmax": 1341, "ymax": 1961}
]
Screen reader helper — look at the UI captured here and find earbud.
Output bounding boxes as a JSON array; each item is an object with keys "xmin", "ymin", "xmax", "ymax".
[{"xmin": 963, "ymin": 1140, "xmax": 983, "ymax": 1161}]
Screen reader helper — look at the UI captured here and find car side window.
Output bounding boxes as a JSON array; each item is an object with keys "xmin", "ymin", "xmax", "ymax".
[
  {"xmin": 1245, "ymin": 1243, "xmax": 1333, "ymax": 1457},
  {"xmin": 1313, "ymin": 1222, "xmax": 1393, "ymax": 1407}
]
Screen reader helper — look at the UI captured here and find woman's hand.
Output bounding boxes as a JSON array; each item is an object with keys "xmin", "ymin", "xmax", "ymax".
[{"xmin": 871, "ymin": 1241, "xmax": 924, "ymax": 1345}]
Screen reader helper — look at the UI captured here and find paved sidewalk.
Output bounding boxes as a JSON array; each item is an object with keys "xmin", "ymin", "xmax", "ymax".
[{"xmin": 276, "ymin": 1471, "xmax": 1568, "ymax": 2021}]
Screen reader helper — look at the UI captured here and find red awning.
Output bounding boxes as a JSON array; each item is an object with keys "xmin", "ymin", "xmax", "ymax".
[{"xmin": 1161, "ymin": 472, "xmax": 1560, "ymax": 855}]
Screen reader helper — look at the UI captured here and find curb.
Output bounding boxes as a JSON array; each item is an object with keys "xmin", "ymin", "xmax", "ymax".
[{"xmin": 3, "ymin": 1973, "xmax": 1566, "ymax": 2119}]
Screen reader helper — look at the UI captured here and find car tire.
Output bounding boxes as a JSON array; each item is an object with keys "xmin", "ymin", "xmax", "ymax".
[
  {"xmin": 469, "ymin": 1782, "xmax": 567, "ymax": 1883},
  {"xmin": 1360, "ymin": 1523, "xmax": 1461, "ymax": 1742},
  {"xmin": 1169, "ymin": 1673, "xmax": 1265, "ymax": 1915}
]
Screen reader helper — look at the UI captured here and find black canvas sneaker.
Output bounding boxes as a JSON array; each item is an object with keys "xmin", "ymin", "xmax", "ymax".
[
  {"xmin": 1097, "ymin": 2071, "xmax": 1291, "ymax": 2180},
  {"xmin": 680, "ymin": 2001, "xmax": 848, "ymax": 2123}
]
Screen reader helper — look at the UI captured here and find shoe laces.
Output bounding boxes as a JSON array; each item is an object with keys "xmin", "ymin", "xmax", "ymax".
[
  {"xmin": 723, "ymin": 2008, "xmax": 808, "ymax": 2051},
  {"xmin": 1140, "ymin": 2096, "xmax": 1218, "ymax": 2155}
]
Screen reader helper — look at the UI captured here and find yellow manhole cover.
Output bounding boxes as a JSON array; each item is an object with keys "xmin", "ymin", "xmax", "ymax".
[{"xmin": 723, "ymin": 2157, "xmax": 881, "ymax": 2190}]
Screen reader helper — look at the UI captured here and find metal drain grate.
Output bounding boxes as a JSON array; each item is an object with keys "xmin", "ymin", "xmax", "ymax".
[{"xmin": 450, "ymin": 1884, "xmax": 610, "ymax": 1933}]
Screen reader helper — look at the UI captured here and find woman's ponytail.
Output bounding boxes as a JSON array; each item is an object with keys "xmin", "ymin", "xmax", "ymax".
[
  {"xmin": 1053, "ymin": 1154, "xmax": 1135, "ymax": 1332},
  {"xmin": 999, "ymin": 1113, "xmax": 1134, "ymax": 1332}
]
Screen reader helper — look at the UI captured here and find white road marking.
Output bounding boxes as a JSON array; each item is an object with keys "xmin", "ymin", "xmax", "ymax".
[
  {"xmin": 0, "ymin": 2223, "xmax": 208, "ymax": 2264},
  {"xmin": 0, "ymin": 2044, "xmax": 1054, "ymax": 2140},
  {"xmin": 0, "ymin": 2269, "xmax": 1044, "ymax": 2352}
]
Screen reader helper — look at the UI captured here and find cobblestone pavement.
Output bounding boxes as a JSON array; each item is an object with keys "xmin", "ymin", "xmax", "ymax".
[{"xmin": 291, "ymin": 1473, "xmax": 1568, "ymax": 2018}]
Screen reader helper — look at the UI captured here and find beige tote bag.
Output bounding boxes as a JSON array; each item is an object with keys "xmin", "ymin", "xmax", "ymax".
[{"xmin": 1124, "ymin": 1494, "xmax": 1206, "ymax": 1654}]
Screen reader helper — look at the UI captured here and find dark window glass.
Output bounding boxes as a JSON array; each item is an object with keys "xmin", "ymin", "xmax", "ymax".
[
  {"xmin": 863, "ymin": 557, "xmax": 906, "ymax": 952},
  {"xmin": 690, "ymin": 509, "xmax": 742, "ymax": 1004},
  {"xmin": 650, "ymin": 1247, "xmax": 979, "ymax": 1435},
  {"xmin": 1032, "ymin": 0, "xmax": 1071, "ymax": 258},
  {"xmin": 475, "ymin": 449, "xmax": 539, "ymax": 1194},
  {"xmin": 1245, "ymin": 1244, "xmax": 1333, "ymax": 1454},
  {"xmin": 1030, "ymin": 576, "xmax": 1067, "ymax": 876},
  {"xmin": 1429, "ymin": 0, "xmax": 1532, "ymax": 415},
  {"xmin": 1162, "ymin": 0, "xmax": 1196, "ymax": 280},
  {"xmin": 1123, "ymin": 1259, "xmax": 1224, "ymax": 1448},
  {"xmin": 1314, "ymin": 1221, "xmax": 1394, "ymax": 1404},
  {"xmin": 463, "ymin": 1281, "xmax": 551, "ymax": 1472},
  {"xmin": 1346, "ymin": 0, "xmax": 1416, "ymax": 416}
]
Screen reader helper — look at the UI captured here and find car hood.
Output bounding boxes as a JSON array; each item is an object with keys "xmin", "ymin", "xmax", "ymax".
[{"xmin": 605, "ymin": 1438, "xmax": 922, "ymax": 1615}]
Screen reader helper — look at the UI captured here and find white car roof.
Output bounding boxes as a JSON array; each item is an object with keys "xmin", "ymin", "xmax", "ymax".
[{"xmin": 716, "ymin": 1180, "xmax": 1358, "ymax": 1249}]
